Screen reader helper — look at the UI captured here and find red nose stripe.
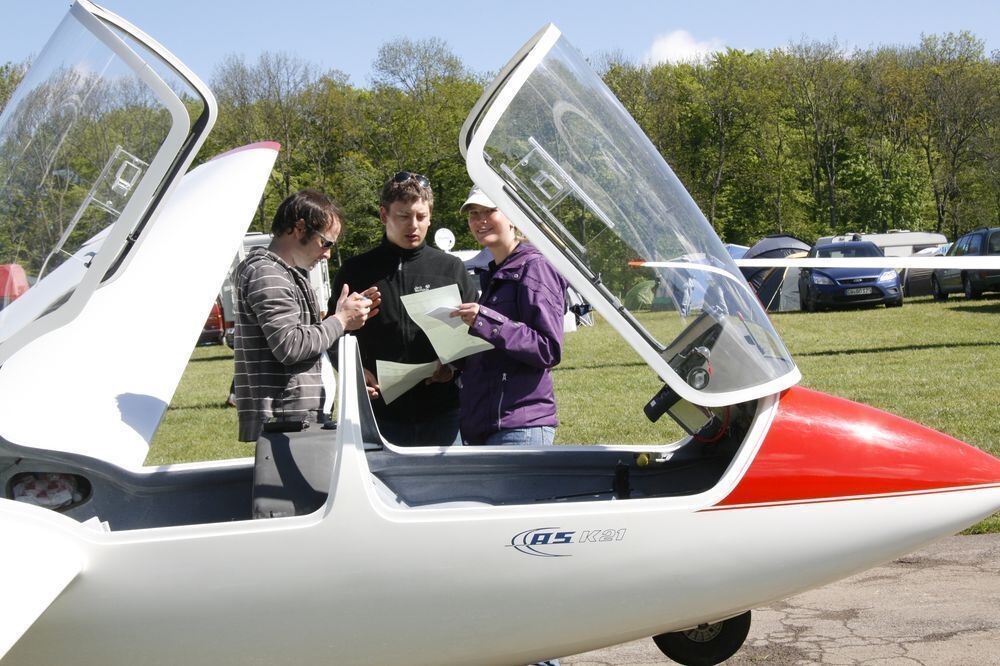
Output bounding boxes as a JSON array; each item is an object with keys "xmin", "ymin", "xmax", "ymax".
[{"xmin": 716, "ymin": 386, "xmax": 1000, "ymax": 507}]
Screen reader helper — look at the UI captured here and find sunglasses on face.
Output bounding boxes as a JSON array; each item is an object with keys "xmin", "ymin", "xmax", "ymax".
[
  {"xmin": 316, "ymin": 231, "xmax": 337, "ymax": 249},
  {"xmin": 392, "ymin": 171, "xmax": 431, "ymax": 189}
]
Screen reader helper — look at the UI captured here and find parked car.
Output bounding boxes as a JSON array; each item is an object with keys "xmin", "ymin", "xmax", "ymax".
[
  {"xmin": 901, "ymin": 242, "xmax": 951, "ymax": 297},
  {"xmin": 798, "ymin": 241, "xmax": 903, "ymax": 311},
  {"xmin": 932, "ymin": 227, "xmax": 1000, "ymax": 300},
  {"xmin": 197, "ymin": 297, "xmax": 225, "ymax": 346}
]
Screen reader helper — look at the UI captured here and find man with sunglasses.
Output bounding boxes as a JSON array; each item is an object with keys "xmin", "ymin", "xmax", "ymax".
[
  {"xmin": 331, "ymin": 172, "xmax": 475, "ymax": 446},
  {"xmin": 234, "ymin": 189, "xmax": 378, "ymax": 442}
]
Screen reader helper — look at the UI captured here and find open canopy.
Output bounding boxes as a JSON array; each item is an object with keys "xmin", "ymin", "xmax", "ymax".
[
  {"xmin": 461, "ymin": 25, "xmax": 799, "ymax": 407},
  {"xmin": 0, "ymin": 0, "xmax": 225, "ymax": 468},
  {"xmin": 0, "ymin": 0, "xmax": 215, "ymax": 363}
]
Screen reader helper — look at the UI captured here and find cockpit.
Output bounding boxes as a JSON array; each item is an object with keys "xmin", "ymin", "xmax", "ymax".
[{"xmin": 0, "ymin": 11, "xmax": 799, "ymax": 531}]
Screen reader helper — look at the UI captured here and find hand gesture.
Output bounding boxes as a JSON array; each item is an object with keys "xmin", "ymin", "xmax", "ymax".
[
  {"xmin": 363, "ymin": 367, "xmax": 380, "ymax": 400},
  {"xmin": 334, "ymin": 283, "xmax": 372, "ymax": 331},
  {"xmin": 360, "ymin": 285, "xmax": 381, "ymax": 318},
  {"xmin": 452, "ymin": 302, "xmax": 480, "ymax": 327},
  {"xmin": 424, "ymin": 362, "xmax": 454, "ymax": 385}
]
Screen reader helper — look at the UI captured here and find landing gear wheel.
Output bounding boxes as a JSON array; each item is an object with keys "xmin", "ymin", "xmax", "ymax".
[{"xmin": 652, "ymin": 610, "xmax": 751, "ymax": 666}]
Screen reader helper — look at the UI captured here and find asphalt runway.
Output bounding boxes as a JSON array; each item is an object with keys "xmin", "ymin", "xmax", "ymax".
[{"xmin": 563, "ymin": 533, "xmax": 1000, "ymax": 665}]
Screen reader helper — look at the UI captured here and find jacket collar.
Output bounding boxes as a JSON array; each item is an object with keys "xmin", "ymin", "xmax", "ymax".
[
  {"xmin": 489, "ymin": 242, "xmax": 538, "ymax": 279},
  {"xmin": 380, "ymin": 234, "xmax": 426, "ymax": 260}
]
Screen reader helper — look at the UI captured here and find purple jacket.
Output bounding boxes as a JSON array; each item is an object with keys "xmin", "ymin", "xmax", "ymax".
[{"xmin": 460, "ymin": 243, "xmax": 567, "ymax": 444}]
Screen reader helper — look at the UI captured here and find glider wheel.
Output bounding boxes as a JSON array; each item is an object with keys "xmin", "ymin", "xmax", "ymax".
[{"xmin": 652, "ymin": 610, "xmax": 751, "ymax": 666}]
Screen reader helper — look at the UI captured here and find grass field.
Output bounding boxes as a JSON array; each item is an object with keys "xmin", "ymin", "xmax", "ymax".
[{"xmin": 152, "ymin": 295, "xmax": 1000, "ymax": 532}]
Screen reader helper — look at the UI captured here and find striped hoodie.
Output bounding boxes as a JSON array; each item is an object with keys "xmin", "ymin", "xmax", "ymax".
[{"xmin": 234, "ymin": 247, "xmax": 343, "ymax": 442}]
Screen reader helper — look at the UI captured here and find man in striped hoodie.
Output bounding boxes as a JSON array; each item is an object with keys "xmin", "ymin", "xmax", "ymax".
[{"xmin": 234, "ymin": 189, "xmax": 377, "ymax": 442}]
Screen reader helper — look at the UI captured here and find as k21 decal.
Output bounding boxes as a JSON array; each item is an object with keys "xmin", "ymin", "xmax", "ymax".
[{"xmin": 508, "ymin": 527, "xmax": 627, "ymax": 557}]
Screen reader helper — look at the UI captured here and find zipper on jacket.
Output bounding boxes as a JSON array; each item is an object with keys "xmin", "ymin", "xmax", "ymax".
[
  {"xmin": 397, "ymin": 257, "xmax": 410, "ymax": 354},
  {"xmin": 497, "ymin": 372, "xmax": 507, "ymax": 429}
]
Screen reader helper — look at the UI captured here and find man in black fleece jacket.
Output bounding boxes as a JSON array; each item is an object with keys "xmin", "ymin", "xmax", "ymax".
[{"xmin": 331, "ymin": 172, "xmax": 476, "ymax": 446}]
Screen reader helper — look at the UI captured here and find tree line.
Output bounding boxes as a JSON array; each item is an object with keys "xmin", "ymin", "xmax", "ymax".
[
  {"xmin": 600, "ymin": 32, "xmax": 998, "ymax": 248},
  {"xmin": 2, "ymin": 31, "xmax": 997, "ymax": 268}
]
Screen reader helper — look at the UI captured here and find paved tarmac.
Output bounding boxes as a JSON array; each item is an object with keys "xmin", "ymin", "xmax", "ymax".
[{"xmin": 562, "ymin": 533, "xmax": 1000, "ymax": 666}]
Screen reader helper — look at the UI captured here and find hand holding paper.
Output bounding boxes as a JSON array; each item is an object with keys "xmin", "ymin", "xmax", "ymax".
[
  {"xmin": 401, "ymin": 285, "xmax": 492, "ymax": 363},
  {"xmin": 424, "ymin": 305, "xmax": 464, "ymax": 329},
  {"xmin": 451, "ymin": 302, "xmax": 480, "ymax": 327}
]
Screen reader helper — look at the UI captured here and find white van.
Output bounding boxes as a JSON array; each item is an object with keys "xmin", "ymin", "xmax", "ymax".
[
  {"xmin": 220, "ymin": 233, "xmax": 332, "ymax": 347},
  {"xmin": 815, "ymin": 230, "xmax": 948, "ymax": 257}
]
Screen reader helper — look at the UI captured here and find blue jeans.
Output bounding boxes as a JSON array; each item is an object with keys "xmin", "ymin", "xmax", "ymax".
[
  {"xmin": 481, "ymin": 426, "xmax": 556, "ymax": 446},
  {"xmin": 377, "ymin": 409, "xmax": 462, "ymax": 447}
]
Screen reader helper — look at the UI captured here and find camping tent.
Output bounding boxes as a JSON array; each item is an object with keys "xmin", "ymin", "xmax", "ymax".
[
  {"xmin": 460, "ymin": 248, "xmax": 493, "ymax": 274},
  {"xmin": 624, "ymin": 278, "xmax": 658, "ymax": 310},
  {"xmin": 741, "ymin": 235, "xmax": 811, "ymax": 312},
  {"xmin": 725, "ymin": 244, "xmax": 749, "ymax": 260}
]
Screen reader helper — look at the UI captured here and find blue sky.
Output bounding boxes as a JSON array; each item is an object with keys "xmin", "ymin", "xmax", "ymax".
[{"xmin": 4, "ymin": 0, "xmax": 998, "ymax": 85}]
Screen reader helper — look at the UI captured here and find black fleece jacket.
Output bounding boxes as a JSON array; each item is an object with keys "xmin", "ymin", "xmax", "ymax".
[{"xmin": 330, "ymin": 237, "xmax": 476, "ymax": 422}]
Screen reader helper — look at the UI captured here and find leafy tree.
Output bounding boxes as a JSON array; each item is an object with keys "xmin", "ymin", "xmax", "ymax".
[
  {"xmin": 367, "ymin": 37, "xmax": 484, "ymax": 249},
  {"xmin": 9, "ymin": 29, "xmax": 999, "ymax": 272},
  {"xmin": 780, "ymin": 39, "xmax": 857, "ymax": 233},
  {"xmin": 0, "ymin": 60, "xmax": 28, "ymax": 111},
  {"xmin": 910, "ymin": 32, "xmax": 994, "ymax": 237},
  {"xmin": 210, "ymin": 52, "xmax": 327, "ymax": 229},
  {"xmin": 840, "ymin": 146, "xmax": 925, "ymax": 232},
  {"xmin": 697, "ymin": 49, "xmax": 761, "ymax": 231}
]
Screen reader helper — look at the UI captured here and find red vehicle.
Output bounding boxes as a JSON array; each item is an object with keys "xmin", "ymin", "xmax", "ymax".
[
  {"xmin": 0, "ymin": 264, "xmax": 29, "ymax": 310},
  {"xmin": 198, "ymin": 297, "xmax": 225, "ymax": 346}
]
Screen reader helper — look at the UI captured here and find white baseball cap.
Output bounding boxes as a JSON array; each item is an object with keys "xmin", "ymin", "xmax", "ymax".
[{"xmin": 460, "ymin": 186, "xmax": 497, "ymax": 214}]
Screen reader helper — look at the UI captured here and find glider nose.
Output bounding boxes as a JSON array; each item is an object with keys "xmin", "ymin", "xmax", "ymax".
[{"xmin": 718, "ymin": 387, "xmax": 1000, "ymax": 507}]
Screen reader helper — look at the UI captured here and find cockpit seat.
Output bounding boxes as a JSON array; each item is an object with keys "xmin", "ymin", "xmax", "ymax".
[{"xmin": 252, "ymin": 428, "xmax": 335, "ymax": 519}]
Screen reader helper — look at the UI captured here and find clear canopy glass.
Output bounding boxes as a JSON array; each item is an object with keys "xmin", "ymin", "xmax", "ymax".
[
  {"xmin": 0, "ymin": 8, "xmax": 203, "ymax": 336},
  {"xmin": 470, "ymin": 34, "xmax": 797, "ymax": 402}
]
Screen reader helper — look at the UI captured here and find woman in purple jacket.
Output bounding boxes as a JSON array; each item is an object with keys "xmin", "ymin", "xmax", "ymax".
[{"xmin": 452, "ymin": 187, "xmax": 568, "ymax": 446}]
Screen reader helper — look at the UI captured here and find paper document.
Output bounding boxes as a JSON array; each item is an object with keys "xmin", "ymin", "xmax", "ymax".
[
  {"xmin": 425, "ymin": 305, "xmax": 465, "ymax": 329},
  {"xmin": 400, "ymin": 284, "xmax": 493, "ymax": 363},
  {"xmin": 376, "ymin": 360, "xmax": 439, "ymax": 405}
]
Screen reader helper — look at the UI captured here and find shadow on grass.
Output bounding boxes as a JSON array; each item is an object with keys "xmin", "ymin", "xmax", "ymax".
[
  {"xmin": 796, "ymin": 340, "xmax": 999, "ymax": 358},
  {"xmin": 778, "ymin": 303, "xmax": 904, "ymax": 315},
  {"xmin": 947, "ymin": 300, "xmax": 1000, "ymax": 315},
  {"xmin": 168, "ymin": 402, "xmax": 235, "ymax": 411},
  {"xmin": 555, "ymin": 361, "xmax": 648, "ymax": 373}
]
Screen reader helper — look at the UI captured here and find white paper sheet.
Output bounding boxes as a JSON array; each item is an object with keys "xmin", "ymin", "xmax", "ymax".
[
  {"xmin": 425, "ymin": 305, "xmax": 465, "ymax": 328},
  {"xmin": 400, "ymin": 284, "xmax": 493, "ymax": 363},
  {"xmin": 376, "ymin": 360, "xmax": 439, "ymax": 405}
]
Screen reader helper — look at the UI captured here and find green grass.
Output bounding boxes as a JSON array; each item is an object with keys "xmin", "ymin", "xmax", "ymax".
[
  {"xmin": 148, "ymin": 348, "xmax": 249, "ymax": 465},
  {"xmin": 152, "ymin": 295, "xmax": 1000, "ymax": 532}
]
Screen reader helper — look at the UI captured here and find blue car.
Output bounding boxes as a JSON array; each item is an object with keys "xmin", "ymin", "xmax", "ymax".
[{"xmin": 798, "ymin": 241, "xmax": 903, "ymax": 311}]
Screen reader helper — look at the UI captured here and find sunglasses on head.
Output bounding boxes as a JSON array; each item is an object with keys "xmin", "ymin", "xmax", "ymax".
[{"xmin": 392, "ymin": 171, "xmax": 431, "ymax": 189}]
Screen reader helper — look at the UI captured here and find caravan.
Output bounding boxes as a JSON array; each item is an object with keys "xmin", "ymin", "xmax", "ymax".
[{"xmin": 816, "ymin": 230, "xmax": 947, "ymax": 257}]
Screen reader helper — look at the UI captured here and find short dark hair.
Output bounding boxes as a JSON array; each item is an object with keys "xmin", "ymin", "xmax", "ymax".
[
  {"xmin": 271, "ymin": 189, "xmax": 343, "ymax": 238},
  {"xmin": 380, "ymin": 172, "xmax": 434, "ymax": 211}
]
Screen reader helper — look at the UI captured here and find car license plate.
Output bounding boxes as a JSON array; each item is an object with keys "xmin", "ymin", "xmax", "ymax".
[{"xmin": 844, "ymin": 287, "xmax": 872, "ymax": 296}]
